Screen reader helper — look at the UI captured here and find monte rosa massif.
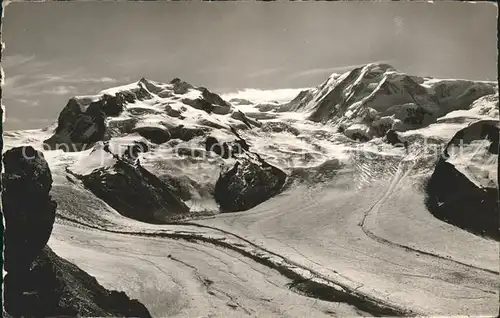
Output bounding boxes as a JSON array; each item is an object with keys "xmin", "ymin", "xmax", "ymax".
[{"xmin": 2, "ymin": 63, "xmax": 498, "ymax": 317}]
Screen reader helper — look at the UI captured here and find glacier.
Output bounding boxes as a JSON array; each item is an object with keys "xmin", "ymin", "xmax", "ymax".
[{"xmin": 2, "ymin": 63, "xmax": 498, "ymax": 317}]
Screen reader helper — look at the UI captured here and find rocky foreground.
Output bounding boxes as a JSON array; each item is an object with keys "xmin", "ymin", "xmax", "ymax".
[{"xmin": 2, "ymin": 146, "xmax": 151, "ymax": 317}]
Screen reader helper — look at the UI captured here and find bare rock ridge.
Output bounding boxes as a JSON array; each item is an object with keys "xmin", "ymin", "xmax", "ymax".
[
  {"xmin": 67, "ymin": 142, "xmax": 189, "ymax": 223},
  {"xmin": 209, "ymin": 132, "xmax": 287, "ymax": 212},
  {"xmin": 215, "ymin": 154, "xmax": 287, "ymax": 212},
  {"xmin": 283, "ymin": 63, "xmax": 496, "ymax": 141},
  {"xmin": 44, "ymin": 92, "xmax": 137, "ymax": 152},
  {"xmin": 425, "ymin": 120, "xmax": 499, "ymax": 240},
  {"xmin": 2, "ymin": 146, "xmax": 152, "ymax": 317}
]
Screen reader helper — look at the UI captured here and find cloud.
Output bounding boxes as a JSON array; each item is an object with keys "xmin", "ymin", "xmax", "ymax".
[
  {"xmin": 41, "ymin": 85, "xmax": 77, "ymax": 95},
  {"xmin": 1, "ymin": 54, "xmax": 36, "ymax": 69},
  {"xmin": 93, "ymin": 77, "xmax": 116, "ymax": 83},
  {"xmin": 221, "ymin": 88, "xmax": 309, "ymax": 104},
  {"xmin": 38, "ymin": 74, "xmax": 118, "ymax": 84},
  {"xmin": 11, "ymin": 98, "xmax": 40, "ymax": 106},
  {"xmin": 3, "ymin": 73, "xmax": 119, "ymax": 99},
  {"xmin": 246, "ymin": 68, "xmax": 282, "ymax": 78}
]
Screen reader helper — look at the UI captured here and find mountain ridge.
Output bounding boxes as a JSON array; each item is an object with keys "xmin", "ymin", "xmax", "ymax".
[{"xmin": 2, "ymin": 62, "xmax": 498, "ymax": 316}]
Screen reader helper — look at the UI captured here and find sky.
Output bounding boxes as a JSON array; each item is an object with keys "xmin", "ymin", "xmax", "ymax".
[{"xmin": 2, "ymin": 1, "xmax": 498, "ymax": 131}]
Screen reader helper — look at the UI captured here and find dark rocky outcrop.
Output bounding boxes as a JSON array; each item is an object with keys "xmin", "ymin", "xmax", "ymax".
[
  {"xmin": 175, "ymin": 81, "xmax": 231, "ymax": 115},
  {"xmin": 100, "ymin": 93, "xmax": 126, "ymax": 117},
  {"xmin": 43, "ymin": 98, "xmax": 108, "ymax": 152},
  {"xmin": 2, "ymin": 146, "xmax": 56, "ymax": 273},
  {"xmin": 230, "ymin": 110, "xmax": 262, "ymax": 128},
  {"xmin": 4, "ymin": 246, "xmax": 151, "ymax": 318},
  {"xmin": 215, "ymin": 155, "xmax": 287, "ymax": 212},
  {"xmin": 205, "ymin": 136, "xmax": 248, "ymax": 159},
  {"xmin": 43, "ymin": 85, "xmax": 153, "ymax": 152},
  {"xmin": 182, "ymin": 97, "xmax": 216, "ymax": 113},
  {"xmin": 170, "ymin": 78, "xmax": 194, "ymax": 95},
  {"xmin": 2, "ymin": 146, "xmax": 151, "ymax": 317},
  {"xmin": 122, "ymin": 140, "xmax": 151, "ymax": 165},
  {"xmin": 164, "ymin": 104, "xmax": 183, "ymax": 118},
  {"xmin": 181, "ymin": 90, "xmax": 231, "ymax": 115},
  {"xmin": 139, "ymin": 77, "xmax": 163, "ymax": 95},
  {"xmin": 68, "ymin": 150, "xmax": 189, "ymax": 223},
  {"xmin": 198, "ymin": 87, "xmax": 232, "ymax": 115},
  {"xmin": 169, "ymin": 125, "xmax": 208, "ymax": 141},
  {"xmin": 425, "ymin": 120, "xmax": 499, "ymax": 240},
  {"xmin": 133, "ymin": 125, "xmax": 208, "ymax": 145},
  {"xmin": 198, "ymin": 87, "xmax": 231, "ymax": 108},
  {"xmin": 385, "ymin": 129, "xmax": 408, "ymax": 148},
  {"xmin": 158, "ymin": 174, "xmax": 195, "ymax": 202},
  {"xmin": 107, "ymin": 117, "xmax": 140, "ymax": 136},
  {"xmin": 133, "ymin": 126, "xmax": 171, "ymax": 144},
  {"xmin": 118, "ymin": 85, "xmax": 153, "ymax": 103}
]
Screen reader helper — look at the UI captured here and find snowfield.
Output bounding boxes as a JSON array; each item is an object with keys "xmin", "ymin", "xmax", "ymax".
[{"xmin": 3, "ymin": 63, "xmax": 499, "ymax": 317}]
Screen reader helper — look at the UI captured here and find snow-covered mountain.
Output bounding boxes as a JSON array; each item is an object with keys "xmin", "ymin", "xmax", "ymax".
[
  {"xmin": 284, "ymin": 63, "xmax": 496, "ymax": 140},
  {"xmin": 3, "ymin": 63, "xmax": 498, "ymax": 317}
]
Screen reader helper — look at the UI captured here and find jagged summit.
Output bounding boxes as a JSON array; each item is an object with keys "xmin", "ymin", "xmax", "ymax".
[{"xmin": 42, "ymin": 77, "xmax": 252, "ymax": 152}]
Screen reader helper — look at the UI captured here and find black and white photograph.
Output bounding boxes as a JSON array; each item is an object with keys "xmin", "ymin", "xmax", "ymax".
[{"xmin": 1, "ymin": 1, "xmax": 498, "ymax": 317}]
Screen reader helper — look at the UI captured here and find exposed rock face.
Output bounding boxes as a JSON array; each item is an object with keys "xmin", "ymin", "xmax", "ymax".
[
  {"xmin": 215, "ymin": 155, "xmax": 287, "ymax": 212},
  {"xmin": 170, "ymin": 77, "xmax": 194, "ymax": 94},
  {"xmin": 169, "ymin": 125, "xmax": 208, "ymax": 141},
  {"xmin": 68, "ymin": 147, "xmax": 189, "ymax": 223},
  {"xmin": 230, "ymin": 110, "xmax": 262, "ymax": 128},
  {"xmin": 43, "ymin": 83, "xmax": 155, "ymax": 152},
  {"xmin": 425, "ymin": 120, "xmax": 499, "ymax": 240},
  {"xmin": 43, "ymin": 77, "xmax": 235, "ymax": 152},
  {"xmin": 122, "ymin": 140, "xmax": 151, "ymax": 165},
  {"xmin": 2, "ymin": 146, "xmax": 152, "ymax": 317},
  {"xmin": 119, "ymin": 85, "xmax": 154, "ymax": 103},
  {"xmin": 2, "ymin": 146, "xmax": 56, "ymax": 273},
  {"xmin": 133, "ymin": 126, "xmax": 172, "ymax": 144},
  {"xmin": 4, "ymin": 246, "xmax": 151, "ymax": 318},
  {"xmin": 44, "ymin": 97, "xmax": 108, "ymax": 151},
  {"xmin": 181, "ymin": 87, "xmax": 232, "ymax": 115},
  {"xmin": 205, "ymin": 136, "xmax": 249, "ymax": 159},
  {"xmin": 385, "ymin": 129, "xmax": 407, "ymax": 148}
]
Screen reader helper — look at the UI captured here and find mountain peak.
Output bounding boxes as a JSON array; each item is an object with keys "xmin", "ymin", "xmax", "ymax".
[
  {"xmin": 41, "ymin": 77, "xmax": 245, "ymax": 152},
  {"xmin": 283, "ymin": 62, "xmax": 496, "ymax": 141}
]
